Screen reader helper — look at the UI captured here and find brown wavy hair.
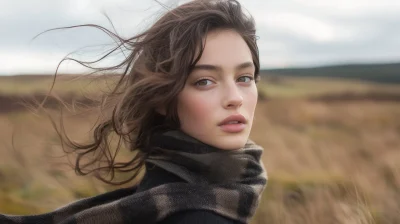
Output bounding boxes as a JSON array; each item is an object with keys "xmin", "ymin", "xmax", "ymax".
[{"xmin": 44, "ymin": 0, "xmax": 260, "ymax": 185}]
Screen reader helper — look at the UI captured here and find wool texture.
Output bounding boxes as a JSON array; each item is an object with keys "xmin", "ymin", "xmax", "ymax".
[{"xmin": 0, "ymin": 130, "xmax": 267, "ymax": 224}]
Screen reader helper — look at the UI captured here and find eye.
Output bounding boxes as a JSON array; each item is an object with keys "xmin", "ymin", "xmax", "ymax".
[
  {"xmin": 195, "ymin": 79, "xmax": 214, "ymax": 86},
  {"xmin": 237, "ymin": 75, "xmax": 254, "ymax": 83}
]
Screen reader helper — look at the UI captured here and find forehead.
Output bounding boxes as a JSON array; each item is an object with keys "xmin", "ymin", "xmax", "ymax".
[{"xmin": 195, "ymin": 29, "xmax": 253, "ymax": 68}]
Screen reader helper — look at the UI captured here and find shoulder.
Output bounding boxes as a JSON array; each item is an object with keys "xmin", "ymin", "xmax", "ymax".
[{"xmin": 158, "ymin": 210, "xmax": 243, "ymax": 224}]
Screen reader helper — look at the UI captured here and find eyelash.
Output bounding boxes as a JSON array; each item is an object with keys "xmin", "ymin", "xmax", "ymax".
[{"xmin": 194, "ymin": 75, "xmax": 254, "ymax": 86}]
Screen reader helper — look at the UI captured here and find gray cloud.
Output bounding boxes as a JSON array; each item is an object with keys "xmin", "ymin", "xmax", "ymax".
[
  {"xmin": 1, "ymin": 0, "xmax": 400, "ymax": 74},
  {"xmin": 254, "ymin": 0, "xmax": 400, "ymax": 67}
]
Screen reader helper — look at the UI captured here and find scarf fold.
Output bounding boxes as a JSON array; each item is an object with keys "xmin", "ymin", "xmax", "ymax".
[{"xmin": 0, "ymin": 130, "xmax": 267, "ymax": 224}]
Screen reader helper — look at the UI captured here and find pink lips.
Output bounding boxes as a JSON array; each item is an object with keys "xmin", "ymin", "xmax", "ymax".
[{"xmin": 218, "ymin": 114, "xmax": 246, "ymax": 133}]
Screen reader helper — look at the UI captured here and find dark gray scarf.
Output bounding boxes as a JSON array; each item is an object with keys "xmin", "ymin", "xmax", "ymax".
[{"xmin": 0, "ymin": 130, "xmax": 267, "ymax": 224}]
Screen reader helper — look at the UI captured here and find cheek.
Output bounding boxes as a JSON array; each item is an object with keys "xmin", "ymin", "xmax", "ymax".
[
  {"xmin": 177, "ymin": 90, "xmax": 215, "ymax": 127},
  {"xmin": 245, "ymin": 86, "xmax": 258, "ymax": 116}
]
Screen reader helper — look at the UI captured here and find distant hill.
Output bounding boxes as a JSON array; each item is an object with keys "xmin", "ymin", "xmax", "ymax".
[{"xmin": 261, "ymin": 62, "xmax": 400, "ymax": 84}]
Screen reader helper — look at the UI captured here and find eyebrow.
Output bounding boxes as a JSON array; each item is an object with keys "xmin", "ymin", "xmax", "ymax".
[{"xmin": 192, "ymin": 62, "xmax": 254, "ymax": 72}]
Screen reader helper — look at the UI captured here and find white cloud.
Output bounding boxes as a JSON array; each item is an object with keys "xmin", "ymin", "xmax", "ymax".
[
  {"xmin": 292, "ymin": 0, "xmax": 400, "ymax": 16},
  {"xmin": 1, "ymin": 0, "xmax": 400, "ymax": 74},
  {"xmin": 259, "ymin": 12, "xmax": 338, "ymax": 42},
  {"xmin": 0, "ymin": 51, "xmax": 89, "ymax": 75}
]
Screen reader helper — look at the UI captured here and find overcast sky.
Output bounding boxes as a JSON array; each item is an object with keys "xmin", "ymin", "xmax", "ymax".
[{"xmin": 1, "ymin": 0, "xmax": 400, "ymax": 75}]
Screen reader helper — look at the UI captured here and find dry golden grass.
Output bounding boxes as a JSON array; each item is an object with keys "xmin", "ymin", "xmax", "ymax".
[
  {"xmin": 258, "ymin": 75, "xmax": 400, "ymax": 98},
  {"xmin": 0, "ymin": 75, "xmax": 399, "ymax": 223},
  {"xmin": 0, "ymin": 74, "xmax": 119, "ymax": 95},
  {"xmin": 251, "ymin": 100, "xmax": 400, "ymax": 224}
]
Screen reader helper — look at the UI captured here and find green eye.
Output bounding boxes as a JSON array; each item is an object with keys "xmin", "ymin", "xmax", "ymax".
[
  {"xmin": 195, "ymin": 79, "xmax": 213, "ymax": 86},
  {"xmin": 237, "ymin": 76, "xmax": 254, "ymax": 83}
]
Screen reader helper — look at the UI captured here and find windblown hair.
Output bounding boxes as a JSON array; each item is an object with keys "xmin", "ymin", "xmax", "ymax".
[{"xmin": 47, "ymin": 0, "xmax": 260, "ymax": 185}]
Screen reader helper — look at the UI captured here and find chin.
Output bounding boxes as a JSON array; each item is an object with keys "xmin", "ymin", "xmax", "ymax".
[
  {"xmin": 182, "ymin": 129, "xmax": 250, "ymax": 150},
  {"xmin": 211, "ymin": 135, "xmax": 248, "ymax": 150}
]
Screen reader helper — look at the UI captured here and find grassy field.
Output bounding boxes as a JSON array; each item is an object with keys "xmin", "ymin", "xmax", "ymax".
[{"xmin": 1, "ymin": 74, "xmax": 400, "ymax": 223}]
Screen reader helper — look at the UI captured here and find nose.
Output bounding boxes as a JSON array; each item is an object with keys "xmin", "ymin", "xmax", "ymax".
[{"xmin": 223, "ymin": 82, "xmax": 243, "ymax": 109}]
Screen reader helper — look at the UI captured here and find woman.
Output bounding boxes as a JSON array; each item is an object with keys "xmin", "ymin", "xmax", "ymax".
[{"xmin": 1, "ymin": 0, "xmax": 267, "ymax": 223}]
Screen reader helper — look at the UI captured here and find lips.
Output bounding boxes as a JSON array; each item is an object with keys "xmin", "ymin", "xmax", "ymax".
[
  {"xmin": 218, "ymin": 114, "xmax": 247, "ymax": 126},
  {"xmin": 218, "ymin": 114, "xmax": 247, "ymax": 133}
]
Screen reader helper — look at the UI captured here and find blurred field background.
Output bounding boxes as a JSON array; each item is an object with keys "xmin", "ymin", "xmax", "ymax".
[{"xmin": 1, "ymin": 67, "xmax": 400, "ymax": 223}]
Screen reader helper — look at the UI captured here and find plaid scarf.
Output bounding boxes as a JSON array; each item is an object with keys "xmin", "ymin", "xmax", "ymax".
[{"xmin": 1, "ymin": 130, "xmax": 267, "ymax": 224}]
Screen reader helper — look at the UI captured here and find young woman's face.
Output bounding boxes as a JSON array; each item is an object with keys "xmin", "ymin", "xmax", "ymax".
[{"xmin": 177, "ymin": 29, "xmax": 258, "ymax": 150}]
